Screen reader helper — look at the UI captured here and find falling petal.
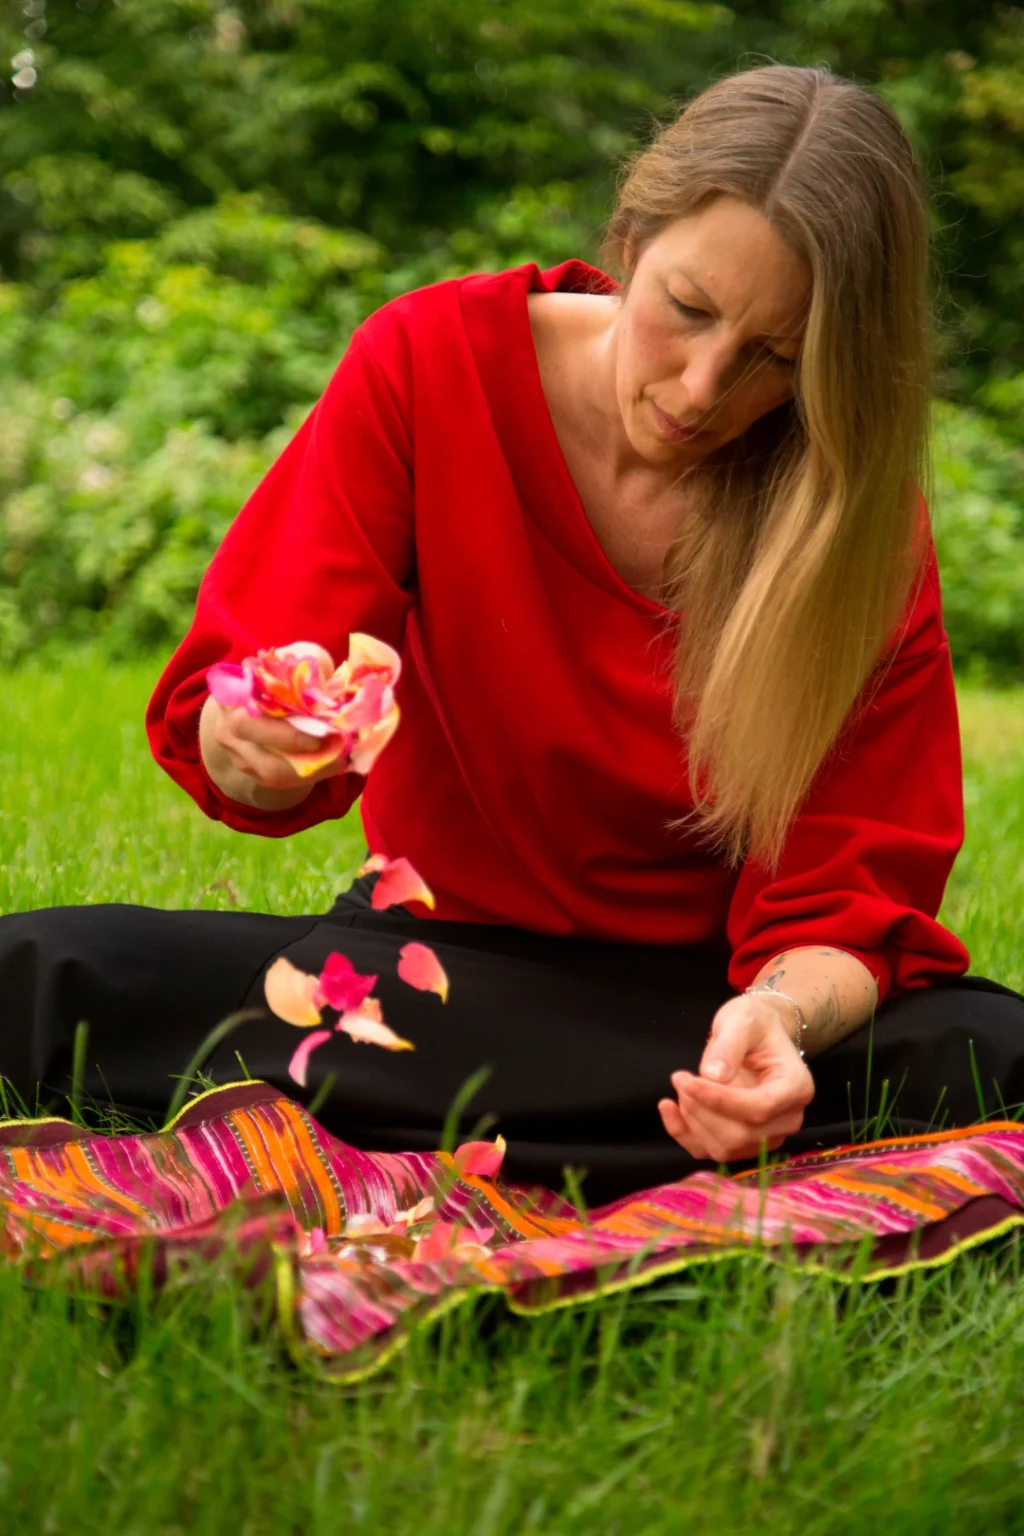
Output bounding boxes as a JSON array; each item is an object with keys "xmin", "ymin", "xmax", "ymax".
[
  {"xmin": 337, "ymin": 997, "xmax": 414, "ymax": 1052},
  {"xmin": 397, "ymin": 942, "xmax": 449, "ymax": 1003},
  {"xmin": 265, "ymin": 956, "xmax": 323, "ymax": 1026},
  {"xmin": 360, "ymin": 855, "xmax": 436, "ymax": 912},
  {"xmin": 315, "ymin": 952, "xmax": 378, "ymax": 1015},
  {"xmin": 454, "ymin": 1134, "xmax": 507, "ymax": 1179},
  {"xmin": 206, "ymin": 661, "xmax": 258, "ymax": 714},
  {"xmin": 288, "ymin": 1028, "xmax": 332, "ymax": 1087}
]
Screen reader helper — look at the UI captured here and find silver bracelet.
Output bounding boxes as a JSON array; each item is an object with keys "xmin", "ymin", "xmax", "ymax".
[{"xmin": 744, "ymin": 985, "xmax": 809, "ymax": 1058}]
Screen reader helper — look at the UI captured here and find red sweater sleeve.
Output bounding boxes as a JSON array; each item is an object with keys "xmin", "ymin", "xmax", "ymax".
[
  {"xmin": 726, "ymin": 544, "xmax": 970, "ymax": 1004},
  {"xmin": 146, "ymin": 329, "xmax": 415, "ymax": 836}
]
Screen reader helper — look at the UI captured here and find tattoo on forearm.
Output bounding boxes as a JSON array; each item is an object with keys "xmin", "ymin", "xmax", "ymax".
[{"xmin": 811, "ymin": 982, "xmax": 844, "ymax": 1044}]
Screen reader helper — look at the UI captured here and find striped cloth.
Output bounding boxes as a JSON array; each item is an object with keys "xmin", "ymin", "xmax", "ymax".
[{"xmin": 3, "ymin": 1081, "xmax": 1023, "ymax": 1381}]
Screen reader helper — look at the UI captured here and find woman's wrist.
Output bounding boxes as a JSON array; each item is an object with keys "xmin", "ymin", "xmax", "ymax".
[
  {"xmin": 742, "ymin": 946, "xmax": 879, "ymax": 1058},
  {"xmin": 744, "ymin": 986, "xmax": 808, "ymax": 1055}
]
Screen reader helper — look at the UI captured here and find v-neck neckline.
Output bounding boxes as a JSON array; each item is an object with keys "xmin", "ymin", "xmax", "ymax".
[{"xmin": 460, "ymin": 260, "xmax": 673, "ymax": 621}]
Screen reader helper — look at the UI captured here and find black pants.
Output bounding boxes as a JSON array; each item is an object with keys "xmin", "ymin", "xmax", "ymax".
[{"xmin": 2, "ymin": 877, "xmax": 1023, "ymax": 1202}]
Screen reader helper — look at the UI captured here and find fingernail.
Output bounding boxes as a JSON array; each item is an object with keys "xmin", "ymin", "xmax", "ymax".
[{"xmin": 704, "ymin": 1059, "xmax": 728, "ymax": 1082}]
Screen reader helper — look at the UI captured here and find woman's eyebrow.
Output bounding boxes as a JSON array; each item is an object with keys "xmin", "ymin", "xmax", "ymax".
[
  {"xmin": 674, "ymin": 266, "xmax": 805, "ymax": 351},
  {"xmin": 675, "ymin": 268, "xmax": 719, "ymax": 313}
]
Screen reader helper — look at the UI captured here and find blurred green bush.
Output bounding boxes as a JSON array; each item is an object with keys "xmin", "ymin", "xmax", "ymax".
[{"xmin": 0, "ymin": 0, "xmax": 1022, "ymax": 673}]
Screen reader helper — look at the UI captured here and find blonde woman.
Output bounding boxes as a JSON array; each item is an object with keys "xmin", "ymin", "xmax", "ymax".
[{"xmin": 3, "ymin": 65, "xmax": 1022, "ymax": 1200}]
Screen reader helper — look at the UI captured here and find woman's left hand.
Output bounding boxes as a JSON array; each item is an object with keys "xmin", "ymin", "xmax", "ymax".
[{"xmin": 658, "ymin": 993, "xmax": 815, "ymax": 1163}]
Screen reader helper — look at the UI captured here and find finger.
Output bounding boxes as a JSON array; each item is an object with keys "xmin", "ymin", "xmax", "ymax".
[
  {"xmin": 675, "ymin": 1068, "xmax": 814, "ymax": 1126},
  {"xmin": 700, "ymin": 1001, "xmax": 762, "ymax": 1084},
  {"xmin": 658, "ymin": 1097, "xmax": 712, "ymax": 1161},
  {"xmin": 672, "ymin": 1090, "xmax": 804, "ymax": 1163},
  {"xmin": 229, "ymin": 710, "xmax": 337, "ymax": 755},
  {"xmin": 676, "ymin": 1073, "xmax": 807, "ymax": 1141},
  {"xmin": 222, "ymin": 737, "xmax": 325, "ymax": 792},
  {"xmin": 671, "ymin": 1097, "xmax": 732, "ymax": 1163}
]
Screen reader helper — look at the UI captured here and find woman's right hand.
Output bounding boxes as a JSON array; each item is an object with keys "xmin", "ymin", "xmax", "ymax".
[{"xmin": 198, "ymin": 694, "xmax": 347, "ymax": 811}]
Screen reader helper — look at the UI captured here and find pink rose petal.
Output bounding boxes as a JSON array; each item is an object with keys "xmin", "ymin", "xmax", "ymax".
[
  {"xmin": 206, "ymin": 661, "xmax": 258, "ymax": 714},
  {"xmin": 347, "ymin": 706, "xmax": 400, "ymax": 775},
  {"xmin": 358, "ymin": 855, "xmax": 436, "ymax": 912},
  {"xmin": 315, "ymin": 952, "xmax": 378, "ymax": 1015},
  {"xmin": 412, "ymin": 1221, "xmax": 492, "ymax": 1264},
  {"xmin": 411, "ymin": 1221, "xmax": 457, "ymax": 1263},
  {"xmin": 300, "ymin": 1226, "xmax": 328, "ymax": 1256},
  {"xmin": 288, "ymin": 715, "xmax": 337, "ymax": 739},
  {"xmin": 277, "ymin": 641, "xmax": 335, "ymax": 675},
  {"xmin": 341, "ymin": 633, "xmax": 402, "ymax": 688},
  {"xmin": 335, "ymin": 675, "xmax": 390, "ymax": 732},
  {"xmin": 397, "ymin": 942, "xmax": 449, "ymax": 1003},
  {"xmin": 337, "ymin": 998, "xmax": 414, "ymax": 1052},
  {"xmin": 265, "ymin": 956, "xmax": 323, "ymax": 1026},
  {"xmin": 454, "ymin": 1134, "xmax": 507, "ymax": 1178},
  {"xmin": 288, "ymin": 1028, "xmax": 332, "ymax": 1087}
]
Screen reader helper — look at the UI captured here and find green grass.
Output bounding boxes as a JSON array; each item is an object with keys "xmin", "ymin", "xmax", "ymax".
[{"xmin": 1, "ymin": 655, "xmax": 1023, "ymax": 1534}]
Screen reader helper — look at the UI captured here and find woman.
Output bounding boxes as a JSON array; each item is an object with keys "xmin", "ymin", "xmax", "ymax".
[{"xmin": 3, "ymin": 65, "xmax": 1023, "ymax": 1202}]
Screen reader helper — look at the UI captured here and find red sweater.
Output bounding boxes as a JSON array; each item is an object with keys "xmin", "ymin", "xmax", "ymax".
[{"xmin": 147, "ymin": 259, "xmax": 971, "ymax": 1003}]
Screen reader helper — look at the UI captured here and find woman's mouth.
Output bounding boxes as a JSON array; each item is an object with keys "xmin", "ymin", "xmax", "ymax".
[{"xmin": 650, "ymin": 402, "xmax": 710, "ymax": 445}]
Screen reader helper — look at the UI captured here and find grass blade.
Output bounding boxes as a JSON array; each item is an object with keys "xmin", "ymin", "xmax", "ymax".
[
  {"xmin": 68, "ymin": 1019, "xmax": 89, "ymax": 1126},
  {"xmin": 163, "ymin": 1009, "xmax": 264, "ymax": 1127}
]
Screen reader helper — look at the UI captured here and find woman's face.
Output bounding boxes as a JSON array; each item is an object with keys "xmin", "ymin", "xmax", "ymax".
[{"xmin": 613, "ymin": 196, "xmax": 811, "ymax": 465}]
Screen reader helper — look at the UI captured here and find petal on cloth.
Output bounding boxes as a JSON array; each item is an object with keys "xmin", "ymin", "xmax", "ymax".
[{"xmin": 454, "ymin": 1135, "xmax": 507, "ymax": 1178}]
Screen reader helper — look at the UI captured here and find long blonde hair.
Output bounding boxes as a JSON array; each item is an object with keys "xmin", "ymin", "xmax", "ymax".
[{"xmin": 603, "ymin": 65, "xmax": 932, "ymax": 870}]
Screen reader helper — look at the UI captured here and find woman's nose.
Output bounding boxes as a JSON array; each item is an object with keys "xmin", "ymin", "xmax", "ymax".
[{"xmin": 679, "ymin": 340, "xmax": 733, "ymax": 419}]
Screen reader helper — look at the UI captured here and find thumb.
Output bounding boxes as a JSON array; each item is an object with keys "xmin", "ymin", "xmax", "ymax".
[{"xmin": 700, "ymin": 1004, "xmax": 756, "ymax": 1084}]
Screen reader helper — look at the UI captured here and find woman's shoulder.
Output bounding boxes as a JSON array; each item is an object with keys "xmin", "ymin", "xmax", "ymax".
[{"xmin": 355, "ymin": 260, "xmax": 616, "ymax": 359}]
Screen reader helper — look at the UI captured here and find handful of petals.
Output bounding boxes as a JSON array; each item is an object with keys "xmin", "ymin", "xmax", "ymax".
[{"xmin": 206, "ymin": 634, "xmax": 401, "ymax": 779}]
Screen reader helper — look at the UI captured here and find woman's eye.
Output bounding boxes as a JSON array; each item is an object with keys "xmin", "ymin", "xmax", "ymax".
[{"xmin": 669, "ymin": 296, "xmax": 705, "ymax": 321}]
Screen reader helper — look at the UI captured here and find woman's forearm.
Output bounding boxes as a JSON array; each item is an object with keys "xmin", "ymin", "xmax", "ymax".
[{"xmin": 745, "ymin": 946, "xmax": 879, "ymax": 1057}]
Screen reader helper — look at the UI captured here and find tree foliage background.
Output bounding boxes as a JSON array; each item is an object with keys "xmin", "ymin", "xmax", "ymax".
[{"xmin": 1, "ymin": 0, "xmax": 1022, "ymax": 673}]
